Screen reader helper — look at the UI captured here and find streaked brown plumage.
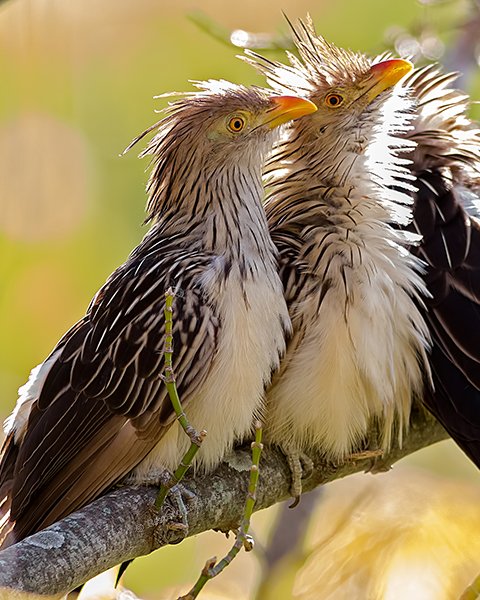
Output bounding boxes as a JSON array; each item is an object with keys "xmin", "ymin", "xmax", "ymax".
[
  {"xmin": 0, "ymin": 81, "xmax": 316, "ymax": 546},
  {"xmin": 244, "ymin": 19, "xmax": 431, "ymax": 492}
]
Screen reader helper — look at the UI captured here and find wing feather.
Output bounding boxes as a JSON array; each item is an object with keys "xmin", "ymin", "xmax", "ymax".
[
  {"xmin": 1, "ymin": 232, "xmax": 219, "ymax": 544},
  {"xmin": 411, "ymin": 172, "xmax": 480, "ymax": 372},
  {"xmin": 409, "ymin": 168, "xmax": 480, "ymax": 466}
]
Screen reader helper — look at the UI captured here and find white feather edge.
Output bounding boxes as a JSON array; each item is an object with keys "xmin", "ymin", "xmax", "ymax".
[{"xmin": 3, "ymin": 352, "xmax": 59, "ymax": 442}]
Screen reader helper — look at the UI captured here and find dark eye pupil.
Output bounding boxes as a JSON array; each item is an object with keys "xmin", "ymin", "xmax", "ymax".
[
  {"xmin": 233, "ymin": 120, "xmax": 242, "ymax": 129},
  {"xmin": 329, "ymin": 96, "xmax": 339, "ymax": 105}
]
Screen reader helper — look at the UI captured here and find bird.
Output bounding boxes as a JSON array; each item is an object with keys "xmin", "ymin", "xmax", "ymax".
[
  {"xmin": 0, "ymin": 80, "xmax": 317, "ymax": 547},
  {"xmin": 243, "ymin": 18, "xmax": 433, "ymax": 496}
]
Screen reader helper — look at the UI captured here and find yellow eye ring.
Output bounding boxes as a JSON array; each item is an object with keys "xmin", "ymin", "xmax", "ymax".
[
  {"xmin": 324, "ymin": 93, "xmax": 344, "ymax": 108},
  {"xmin": 227, "ymin": 116, "xmax": 246, "ymax": 133}
]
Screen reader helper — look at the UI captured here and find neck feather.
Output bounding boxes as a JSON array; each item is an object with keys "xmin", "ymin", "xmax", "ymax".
[
  {"xmin": 266, "ymin": 91, "xmax": 417, "ymax": 233},
  {"xmin": 145, "ymin": 155, "xmax": 277, "ymax": 273}
]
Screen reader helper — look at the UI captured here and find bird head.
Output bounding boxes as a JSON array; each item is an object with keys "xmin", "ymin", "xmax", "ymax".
[
  {"xmin": 301, "ymin": 58, "xmax": 413, "ymax": 135},
  {"xmin": 125, "ymin": 80, "xmax": 316, "ymax": 221},
  {"xmin": 243, "ymin": 17, "xmax": 412, "ymax": 147},
  {"xmin": 188, "ymin": 81, "xmax": 317, "ymax": 152},
  {"xmin": 128, "ymin": 81, "xmax": 316, "ymax": 165}
]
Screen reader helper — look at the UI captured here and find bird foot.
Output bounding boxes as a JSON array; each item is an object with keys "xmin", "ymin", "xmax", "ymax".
[
  {"xmin": 348, "ymin": 448, "xmax": 384, "ymax": 461},
  {"xmin": 366, "ymin": 454, "xmax": 392, "ymax": 474},
  {"xmin": 125, "ymin": 468, "xmax": 195, "ymax": 535},
  {"xmin": 281, "ymin": 446, "xmax": 314, "ymax": 507},
  {"xmin": 348, "ymin": 448, "xmax": 390, "ymax": 473},
  {"xmin": 152, "ymin": 470, "xmax": 196, "ymax": 534},
  {"xmin": 167, "ymin": 481, "xmax": 196, "ymax": 534},
  {"xmin": 123, "ymin": 466, "xmax": 170, "ymax": 487}
]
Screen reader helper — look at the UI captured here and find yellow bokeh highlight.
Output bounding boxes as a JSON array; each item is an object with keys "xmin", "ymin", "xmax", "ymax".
[{"xmin": 295, "ymin": 469, "xmax": 480, "ymax": 600}]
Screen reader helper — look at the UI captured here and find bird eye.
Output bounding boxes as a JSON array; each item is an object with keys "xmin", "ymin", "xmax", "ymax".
[
  {"xmin": 324, "ymin": 93, "xmax": 344, "ymax": 108},
  {"xmin": 227, "ymin": 116, "xmax": 246, "ymax": 133}
]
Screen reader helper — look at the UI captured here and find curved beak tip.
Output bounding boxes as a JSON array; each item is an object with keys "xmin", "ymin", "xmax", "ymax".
[
  {"xmin": 266, "ymin": 95, "xmax": 317, "ymax": 128},
  {"xmin": 369, "ymin": 58, "xmax": 413, "ymax": 87},
  {"xmin": 363, "ymin": 58, "xmax": 413, "ymax": 103}
]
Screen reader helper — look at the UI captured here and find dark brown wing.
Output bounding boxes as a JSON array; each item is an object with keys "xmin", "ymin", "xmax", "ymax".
[
  {"xmin": 409, "ymin": 170, "xmax": 480, "ymax": 463},
  {"xmin": 1, "ymin": 231, "xmax": 219, "ymax": 545}
]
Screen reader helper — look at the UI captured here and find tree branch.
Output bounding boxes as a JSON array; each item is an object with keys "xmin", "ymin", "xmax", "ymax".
[{"xmin": 0, "ymin": 404, "xmax": 448, "ymax": 598}]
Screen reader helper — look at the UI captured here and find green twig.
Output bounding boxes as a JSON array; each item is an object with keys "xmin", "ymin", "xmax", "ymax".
[
  {"xmin": 155, "ymin": 288, "xmax": 206, "ymax": 510},
  {"xmin": 188, "ymin": 10, "xmax": 293, "ymax": 51},
  {"xmin": 188, "ymin": 10, "xmax": 234, "ymax": 47},
  {"xmin": 179, "ymin": 422, "xmax": 264, "ymax": 600}
]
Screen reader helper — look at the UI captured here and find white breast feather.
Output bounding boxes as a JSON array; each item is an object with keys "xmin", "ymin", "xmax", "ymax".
[{"xmin": 133, "ymin": 263, "xmax": 289, "ymax": 477}]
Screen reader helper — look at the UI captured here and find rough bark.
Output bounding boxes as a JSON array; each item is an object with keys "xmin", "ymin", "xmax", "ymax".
[{"xmin": 0, "ymin": 405, "xmax": 448, "ymax": 598}]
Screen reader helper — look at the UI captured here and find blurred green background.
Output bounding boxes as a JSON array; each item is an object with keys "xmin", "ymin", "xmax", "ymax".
[{"xmin": 2, "ymin": 1, "xmax": 480, "ymax": 598}]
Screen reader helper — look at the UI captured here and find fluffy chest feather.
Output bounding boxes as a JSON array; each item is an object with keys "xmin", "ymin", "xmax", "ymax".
[
  {"xmin": 134, "ymin": 257, "xmax": 289, "ymax": 475},
  {"xmin": 267, "ymin": 183, "xmax": 430, "ymax": 458}
]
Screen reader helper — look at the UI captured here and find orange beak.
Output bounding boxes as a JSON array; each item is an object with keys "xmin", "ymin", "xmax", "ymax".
[
  {"xmin": 264, "ymin": 95, "xmax": 317, "ymax": 128},
  {"xmin": 365, "ymin": 59, "xmax": 413, "ymax": 102}
]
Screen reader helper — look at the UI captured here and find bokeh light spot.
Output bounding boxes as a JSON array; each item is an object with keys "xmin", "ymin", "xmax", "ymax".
[{"xmin": 0, "ymin": 112, "xmax": 91, "ymax": 242}]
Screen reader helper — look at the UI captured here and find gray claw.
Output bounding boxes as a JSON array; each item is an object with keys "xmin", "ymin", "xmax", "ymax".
[
  {"xmin": 282, "ymin": 446, "xmax": 314, "ymax": 504},
  {"xmin": 169, "ymin": 482, "xmax": 196, "ymax": 530}
]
